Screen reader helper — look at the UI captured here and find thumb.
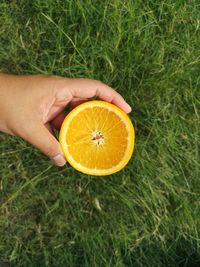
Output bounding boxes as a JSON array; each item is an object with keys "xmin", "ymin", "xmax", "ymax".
[{"xmin": 22, "ymin": 122, "xmax": 66, "ymax": 166}]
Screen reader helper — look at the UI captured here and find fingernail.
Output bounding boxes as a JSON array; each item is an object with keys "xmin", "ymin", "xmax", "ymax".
[
  {"xmin": 52, "ymin": 154, "xmax": 66, "ymax": 166},
  {"xmin": 124, "ymin": 103, "xmax": 132, "ymax": 113}
]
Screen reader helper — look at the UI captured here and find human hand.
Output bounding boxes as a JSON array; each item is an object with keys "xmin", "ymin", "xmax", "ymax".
[{"xmin": 0, "ymin": 74, "xmax": 131, "ymax": 166}]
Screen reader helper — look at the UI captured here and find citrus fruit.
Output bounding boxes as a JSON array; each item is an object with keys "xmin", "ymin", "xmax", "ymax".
[{"xmin": 59, "ymin": 100, "xmax": 135, "ymax": 176}]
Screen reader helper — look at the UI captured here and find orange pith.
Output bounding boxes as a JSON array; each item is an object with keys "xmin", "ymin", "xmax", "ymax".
[{"xmin": 59, "ymin": 100, "xmax": 135, "ymax": 176}]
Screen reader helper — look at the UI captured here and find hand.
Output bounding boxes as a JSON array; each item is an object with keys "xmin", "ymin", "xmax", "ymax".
[{"xmin": 0, "ymin": 74, "xmax": 131, "ymax": 166}]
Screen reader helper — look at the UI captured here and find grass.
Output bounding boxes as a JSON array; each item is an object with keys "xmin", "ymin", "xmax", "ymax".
[{"xmin": 0, "ymin": 0, "xmax": 200, "ymax": 266}]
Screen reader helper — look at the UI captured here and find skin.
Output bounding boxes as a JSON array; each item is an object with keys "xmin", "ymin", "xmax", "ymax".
[{"xmin": 0, "ymin": 74, "xmax": 132, "ymax": 166}]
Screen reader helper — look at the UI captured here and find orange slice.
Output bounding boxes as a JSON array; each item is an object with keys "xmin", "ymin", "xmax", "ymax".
[{"xmin": 59, "ymin": 100, "xmax": 135, "ymax": 176}]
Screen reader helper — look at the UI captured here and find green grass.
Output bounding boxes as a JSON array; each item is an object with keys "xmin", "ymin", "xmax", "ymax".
[{"xmin": 0, "ymin": 0, "xmax": 200, "ymax": 266}]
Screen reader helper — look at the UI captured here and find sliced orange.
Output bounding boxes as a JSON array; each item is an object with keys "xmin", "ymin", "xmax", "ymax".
[{"xmin": 59, "ymin": 100, "xmax": 135, "ymax": 176}]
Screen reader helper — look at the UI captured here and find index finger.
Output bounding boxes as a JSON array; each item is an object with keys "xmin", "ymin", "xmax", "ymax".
[{"xmin": 67, "ymin": 78, "xmax": 132, "ymax": 113}]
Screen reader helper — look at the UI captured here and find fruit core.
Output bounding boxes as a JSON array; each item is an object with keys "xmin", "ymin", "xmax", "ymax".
[{"xmin": 91, "ymin": 131, "xmax": 105, "ymax": 145}]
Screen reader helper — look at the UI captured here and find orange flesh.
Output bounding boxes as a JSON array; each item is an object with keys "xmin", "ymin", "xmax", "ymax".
[{"xmin": 66, "ymin": 107, "xmax": 128, "ymax": 169}]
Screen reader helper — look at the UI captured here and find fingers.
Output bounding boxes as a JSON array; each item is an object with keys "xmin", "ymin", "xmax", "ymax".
[
  {"xmin": 70, "ymin": 98, "xmax": 88, "ymax": 109},
  {"xmin": 45, "ymin": 122, "xmax": 54, "ymax": 134},
  {"xmin": 22, "ymin": 121, "xmax": 66, "ymax": 166},
  {"xmin": 51, "ymin": 112, "xmax": 66, "ymax": 129},
  {"xmin": 66, "ymin": 78, "xmax": 132, "ymax": 113},
  {"xmin": 51, "ymin": 99, "xmax": 88, "ymax": 129}
]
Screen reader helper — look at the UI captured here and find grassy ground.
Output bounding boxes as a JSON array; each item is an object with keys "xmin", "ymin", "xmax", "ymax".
[{"xmin": 0, "ymin": 1, "xmax": 200, "ymax": 266}]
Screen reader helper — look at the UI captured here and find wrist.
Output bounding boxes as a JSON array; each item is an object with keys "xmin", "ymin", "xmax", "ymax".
[{"xmin": 0, "ymin": 74, "xmax": 17, "ymax": 135}]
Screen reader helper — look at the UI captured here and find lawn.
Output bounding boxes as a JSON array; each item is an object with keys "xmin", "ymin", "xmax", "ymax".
[{"xmin": 0, "ymin": 1, "xmax": 200, "ymax": 266}]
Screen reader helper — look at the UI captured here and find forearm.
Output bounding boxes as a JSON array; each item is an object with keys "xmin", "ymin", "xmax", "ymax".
[
  {"xmin": 0, "ymin": 74, "xmax": 27, "ymax": 135},
  {"xmin": 0, "ymin": 74, "xmax": 13, "ymax": 134}
]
